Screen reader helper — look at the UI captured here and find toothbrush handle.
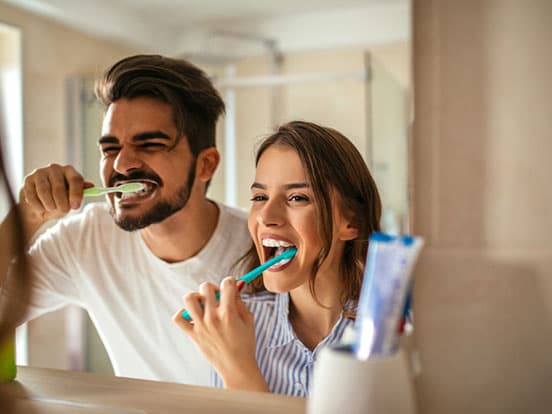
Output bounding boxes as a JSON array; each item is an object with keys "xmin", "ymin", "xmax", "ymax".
[
  {"xmin": 180, "ymin": 248, "xmax": 296, "ymax": 321},
  {"xmin": 83, "ymin": 188, "xmax": 106, "ymax": 197}
]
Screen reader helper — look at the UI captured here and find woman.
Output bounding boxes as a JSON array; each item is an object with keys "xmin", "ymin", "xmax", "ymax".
[{"xmin": 174, "ymin": 121, "xmax": 381, "ymax": 396}]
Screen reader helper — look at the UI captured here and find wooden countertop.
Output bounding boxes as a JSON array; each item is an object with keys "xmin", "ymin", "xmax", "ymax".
[{"xmin": 6, "ymin": 366, "xmax": 306, "ymax": 414}]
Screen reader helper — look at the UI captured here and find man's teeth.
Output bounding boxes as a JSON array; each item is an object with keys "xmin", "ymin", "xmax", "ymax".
[{"xmin": 119, "ymin": 186, "xmax": 149, "ymax": 200}]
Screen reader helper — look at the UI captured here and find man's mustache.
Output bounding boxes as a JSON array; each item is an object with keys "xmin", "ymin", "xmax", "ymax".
[{"xmin": 108, "ymin": 171, "xmax": 163, "ymax": 187}]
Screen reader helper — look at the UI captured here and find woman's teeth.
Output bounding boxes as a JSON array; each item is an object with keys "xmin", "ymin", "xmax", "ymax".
[
  {"xmin": 262, "ymin": 238, "xmax": 294, "ymax": 248},
  {"xmin": 273, "ymin": 257, "xmax": 292, "ymax": 267},
  {"xmin": 262, "ymin": 238, "xmax": 295, "ymax": 267}
]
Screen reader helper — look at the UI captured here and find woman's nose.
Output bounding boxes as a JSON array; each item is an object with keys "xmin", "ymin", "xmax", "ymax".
[
  {"xmin": 257, "ymin": 199, "xmax": 285, "ymax": 227},
  {"xmin": 113, "ymin": 146, "xmax": 143, "ymax": 175}
]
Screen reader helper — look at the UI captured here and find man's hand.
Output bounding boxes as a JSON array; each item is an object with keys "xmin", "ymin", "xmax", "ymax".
[{"xmin": 18, "ymin": 164, "xmax": 93, "ymax": 244}]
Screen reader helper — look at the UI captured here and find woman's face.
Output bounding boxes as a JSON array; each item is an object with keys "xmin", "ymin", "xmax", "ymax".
[{"xmin": 248, "ymin": 145, "xmax": 350, "ymax": 293}]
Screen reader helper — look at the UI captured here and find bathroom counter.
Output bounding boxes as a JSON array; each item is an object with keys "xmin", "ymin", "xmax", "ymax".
[{"xmin": 6, "ymin": 366, "xmax": 306, "ymax": 414}]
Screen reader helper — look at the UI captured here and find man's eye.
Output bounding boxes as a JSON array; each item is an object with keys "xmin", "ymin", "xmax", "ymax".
[
  {"xmin": 250, "ymin": 195, "xmax": 267, "ymax": 202},
  {"xmin": 101, "ymin": 146, "xmax": 120, "ymax": 155},
  {"xmin": 141, "ymin": 143, "xmax": 166, "ymax": 149}
]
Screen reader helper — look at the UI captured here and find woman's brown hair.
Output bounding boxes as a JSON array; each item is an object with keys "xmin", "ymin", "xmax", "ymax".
[{"xmin": 239, "ymin": 121, "xmax": 381, "ymax": 312}]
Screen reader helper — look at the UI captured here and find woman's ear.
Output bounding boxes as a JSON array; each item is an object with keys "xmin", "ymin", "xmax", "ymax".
[
  {"xmin": 336, "ymin": 208, "xmax": 359, "ymax": 241},
  {"xmin": 338, "ymin": 221, "xmax": 359, "ymax": 241},
  {"xmin": 196, "ymin": 148, "xmax": 220, "ymax": 183}
]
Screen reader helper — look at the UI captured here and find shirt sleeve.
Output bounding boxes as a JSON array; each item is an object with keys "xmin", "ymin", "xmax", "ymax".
[{"xmin": 16, "ymin": 216, "xmax": 84, "ymax": 322}]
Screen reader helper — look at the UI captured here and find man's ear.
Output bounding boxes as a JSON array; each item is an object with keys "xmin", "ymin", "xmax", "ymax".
[{"xmin": 196, "ymin": 147, "xmax": 220, "ymax": 183}]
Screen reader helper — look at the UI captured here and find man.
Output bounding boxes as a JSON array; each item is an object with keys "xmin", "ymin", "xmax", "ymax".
[{"xmin": 7, "ymin": 55, "xmax": 251, "ymax": 385}]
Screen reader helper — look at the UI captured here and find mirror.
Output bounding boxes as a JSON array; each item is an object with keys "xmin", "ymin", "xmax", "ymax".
[{"xmin": 1, "ymin": 0, "xmax": 411, "ymax": 382}]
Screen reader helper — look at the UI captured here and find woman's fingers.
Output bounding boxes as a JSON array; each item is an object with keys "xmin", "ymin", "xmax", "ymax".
[
  {"xmin": 199, "ymin": 282, "xmax": 219, "ymax": 322},
  {"xmin": 172, "ymin": 307, "xmax": 193, "ymax": 332},
  {"xmin": 219, "ymin": 277, "xmax": 238, "ymax": 313},
  {"xmin": 174, "ymin": 278, "xmax": 245, "ymax": 330},
  {"xmin": 181, "ymin": 291, "xmax": 204, "ymax": 324}
]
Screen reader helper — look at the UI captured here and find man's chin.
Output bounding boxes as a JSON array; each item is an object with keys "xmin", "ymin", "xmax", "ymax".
[
  {"xmin": 113, "ymin": 217, "xmax": 149, "ymax": 232},
  {"xmin": 110, "ymin": 201, "xmax": 186, "ymax": 232}
]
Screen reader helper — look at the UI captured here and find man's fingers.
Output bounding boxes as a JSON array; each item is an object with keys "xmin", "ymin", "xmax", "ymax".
[
  {"xmin": 65, "ymin": 167, "xmax": 85, "ymax": 210},
  {"xmin": 48, "ymin": 166, "xmax": 72, "ymax": 213},
  {"xmin": 22, "ymin": 164, "xmax": 85, "ymax": 217},
  {"xmin": 33, "ymin": 173, "xmax": 57, "ymax": 212},
  {"xmin": 22, "ymin": 179, "xmax": 45, "ymax": 216}
]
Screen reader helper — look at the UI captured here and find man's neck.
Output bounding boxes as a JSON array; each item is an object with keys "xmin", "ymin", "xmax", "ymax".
[{"xmin": 139, "ymin": 198, "xmax": 219, "ymax": 263}]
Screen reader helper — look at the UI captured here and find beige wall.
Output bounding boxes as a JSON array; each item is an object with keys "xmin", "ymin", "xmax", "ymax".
[
  {"xmin": 0, "ymin": 2, "xmax": 135, "ymax": 370},
  {"xmin": 0, "ymin": 2, "xmax": 136, "ymax": 173},
  {"xmin": 412, "ymin": 0, "xmax": 552, "ymax": 412},
  {"xmin": 211, "ymin": 44, "xmax": 410, "ymax": 216}
]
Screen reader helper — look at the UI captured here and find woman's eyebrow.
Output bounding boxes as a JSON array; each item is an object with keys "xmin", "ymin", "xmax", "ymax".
[{"xmin": 250, "ymin": 182, "xmax": 309, "ymax": 190}]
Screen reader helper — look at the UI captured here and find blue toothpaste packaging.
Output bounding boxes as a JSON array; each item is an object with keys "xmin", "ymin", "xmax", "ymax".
[{"xmin": 353, "ymin": 232, "xmax": 423, "ymax": 360}]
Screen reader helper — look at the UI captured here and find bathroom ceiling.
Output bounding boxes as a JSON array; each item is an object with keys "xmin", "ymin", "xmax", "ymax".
[{"xmin": 3, "ymin": 0, "xmax": 409, "ymax": 56}]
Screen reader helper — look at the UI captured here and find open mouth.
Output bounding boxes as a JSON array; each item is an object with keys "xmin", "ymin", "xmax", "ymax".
[
  {"xmin": 262, "ymin": 238, "xmax": 296, "ymax": 269},
  {"xmin": 115, "ymin": 180, "xmax": 158, "ymax": 201}
]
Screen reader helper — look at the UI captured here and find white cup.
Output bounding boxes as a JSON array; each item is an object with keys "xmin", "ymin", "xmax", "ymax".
[{"xmin": 308, "ymin": 345, "xmax": 417, "ymax": 414}]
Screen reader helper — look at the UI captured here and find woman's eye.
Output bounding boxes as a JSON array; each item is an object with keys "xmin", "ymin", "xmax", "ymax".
[
  {"xmin": 250, "ymin": 194, "xmax": 267, "ymax": 202},
  {"xmin": 289, "ymin": 194, "xmax": 309, "ymax": 202}
]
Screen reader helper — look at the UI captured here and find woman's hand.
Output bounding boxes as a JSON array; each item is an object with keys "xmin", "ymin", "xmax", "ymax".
[{"xmin": 173, "ymin": 277, "xmax": 269, "ymax": 392}]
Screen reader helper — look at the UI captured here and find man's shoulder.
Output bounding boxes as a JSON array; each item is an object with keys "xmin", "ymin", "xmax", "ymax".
[
  {"xmin": 217, "ymin": 202, "xmax": 248, "ymax": 223},
  {"xmin": 213, "ymin": 201, "xmax": 250, "ymax": 242},
  {"xmin": 31, "ymin": 202, "xmax": 113, "ymax": 246}
]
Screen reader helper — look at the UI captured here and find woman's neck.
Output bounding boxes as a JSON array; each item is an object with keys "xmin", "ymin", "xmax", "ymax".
[{"xmin": 288, "ymin": 276, "xmax": 343, "ymax": 351}]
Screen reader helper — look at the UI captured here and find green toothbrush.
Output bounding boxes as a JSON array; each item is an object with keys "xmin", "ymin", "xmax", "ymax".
[{"xmin": 83, "ymin": 182, "xmax": 146, "ymax": 197}]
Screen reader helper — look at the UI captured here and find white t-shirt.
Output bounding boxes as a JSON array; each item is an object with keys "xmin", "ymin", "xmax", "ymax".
[{"xmin": 22, "ymin": 201, "xmax": 251, "ymax": 385}]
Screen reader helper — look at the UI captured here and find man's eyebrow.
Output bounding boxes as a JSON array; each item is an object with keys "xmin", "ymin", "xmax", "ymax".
[
  {"xmin": 251, "ymin": 182, "xmax": 266, "ymax": 190},
  {"xmin": 250, "ymin": 182, "xmax": 309, "ymax": 190},
  {"xmin": 98, "ymin": 136, "xmax": 118, "ymax": 145},
  {"xmin": 98, "ymin": 131, "xmax": 173, "ymax": 145},
  {"xmin": 132, "ymin": 131, "xmax": 172, "ymax": 142}
]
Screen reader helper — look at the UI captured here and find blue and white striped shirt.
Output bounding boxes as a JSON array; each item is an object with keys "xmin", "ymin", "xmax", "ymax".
[{"xmin": 211, "ymin": 291, "xmax": 354, "ymax": 397}]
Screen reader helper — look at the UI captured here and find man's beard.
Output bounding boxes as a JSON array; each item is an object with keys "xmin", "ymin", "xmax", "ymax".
[{"xmin": 110, "ymin": 161, "xmax": 196, "ymax": 231}]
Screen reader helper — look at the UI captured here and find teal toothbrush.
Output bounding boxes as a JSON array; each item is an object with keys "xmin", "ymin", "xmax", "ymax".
[
  {"xmin": 83, "ymin": 182, "xmax": 145, "ymax": 197},
  {"xmin": 181, "ymin": 247, "xmax": 297, "ymax": 321}
]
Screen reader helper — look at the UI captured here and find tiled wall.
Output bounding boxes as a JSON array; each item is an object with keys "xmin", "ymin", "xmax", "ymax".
[{"xmin": 412, "ymin": 0, "xmax": 552, "ymax": 412}]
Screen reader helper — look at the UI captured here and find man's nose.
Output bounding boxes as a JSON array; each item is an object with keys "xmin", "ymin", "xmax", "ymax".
[{"xmin": 113, "ymin": 146, "xmax": 143, "ymax": 174}]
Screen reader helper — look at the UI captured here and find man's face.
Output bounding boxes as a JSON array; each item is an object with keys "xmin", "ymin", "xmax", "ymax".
[{"xmin": 99, "ymin": 96, "xmax": 196, "ymax": 231}]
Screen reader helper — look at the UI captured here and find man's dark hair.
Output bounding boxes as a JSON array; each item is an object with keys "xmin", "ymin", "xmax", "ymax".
[{"xmin": 95, "ymin": 54, "xmax": 225, "ymax": 156}]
